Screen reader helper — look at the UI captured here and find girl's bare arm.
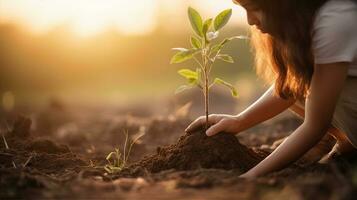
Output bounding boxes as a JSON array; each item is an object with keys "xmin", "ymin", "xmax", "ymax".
[
  {"xmin": 233, "ymin": 84, "xmax": 296, "ymax": 133},
  {"xmin": 185, "ymin": 84, "xmax": 296, "ymax": 136},
  {"xmin": 241, "ymin": 62, "xmax": 349, "ymax": 178}
]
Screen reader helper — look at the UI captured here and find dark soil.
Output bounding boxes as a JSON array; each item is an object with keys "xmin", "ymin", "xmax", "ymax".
[
  {"xmin": 1, "ymin": 110, "xmax": 357, "ymax": 200},
  {"xmin": 0, "ymin": 116, "xmax": 87, "ymax": 180},
  {"xmin": 123, "ymin": 130, "xmax": 269, "ymax": 176}
]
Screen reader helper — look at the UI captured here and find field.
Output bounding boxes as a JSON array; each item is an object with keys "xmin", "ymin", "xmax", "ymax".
[
  {"xmin": 1, "ymin": 2, "xmax": 357, "ymax": 199},
  {"xmin": 1, "ymin": 94, "xmax": 357, "ymax": 200}
]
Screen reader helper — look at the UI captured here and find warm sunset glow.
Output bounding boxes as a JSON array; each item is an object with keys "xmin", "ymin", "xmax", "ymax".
[
  {"xmin": 192, "ymin": 0, "xmax": 246, "ymax": 22},
  {"xmin": 0, "ymin": 0, "xmax": 247, "ymax": 36},
  {"xmin": 0, "ymin": 0, "xmax": 158, "ymax": 36}
]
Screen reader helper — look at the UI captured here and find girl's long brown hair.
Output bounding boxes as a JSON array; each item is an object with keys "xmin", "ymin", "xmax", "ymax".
[{"xmin": 249, "ymin": 0, "xmax": 331, "ymax": 100}]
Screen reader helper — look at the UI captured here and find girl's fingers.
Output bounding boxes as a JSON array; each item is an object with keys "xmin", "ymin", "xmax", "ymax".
[
  {"xmin": 205, "ymin": 121, "xmax": 225, "ymax": 136},
  {"xmin": 185, "ymin": 115, "xmax": 220, "ymax": 133},
  {"xmin": 185, "ymin": 117, "xmax": 205, "ymax": 133}
]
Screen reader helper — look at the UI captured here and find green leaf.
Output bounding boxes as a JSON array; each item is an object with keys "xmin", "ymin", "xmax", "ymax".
[
  {"xmin": 221, "ymin": 35, "xmax": 248, "ymax": 46},
  {"xmin": 175, "ymin": 85, "xmax": 194, "ymax": 94},
  {"xmin": 178, "ymin": 69, "xmax": 198, "ymax": 79},
  {"xmin": 202, "ymin": 18, "xmax": 213, "ymax": 36},
  {"xmin": 187, "ymin": 78, "xmax": 197, "ymax": 84},
  {"xmin": 214, "ymin": 78, "xmax": 238, "ymax": 97},
  {"xmin": 104, "ymin": 166, "xmax": 112, "ymax": 173},
  {"xmin": 211, "ymin": 36, "xmax": 248, "ymax": 53},
  {"xmin": 188, "ymin": 7, "xmax": 203, "ymax": 37},
  {"xmin": 172, "ymin": 47, "xmax": 189, "ymax": 52},
  {"xmin": 106, "ymin": 152, "xmax": 114, "ymax": 160},
  {"xmin": 190, "ymin": 36, "xmax": 201, "ymax": 49},
  {"xmin": 178, "ymin": 68, "xmax": 202, "ymax": 86},
  {"xmin": 195, "ymin": 68, "xmax": 203, "ymax": 87},
  {"xmin": 217, "ymin": 54, "xmax": 234, "ymax": 63},
  {"xmin": 170, "ymin": 49, "xmax": 200, "ymax": 64},
  {"xmin": 214, "ymin": 9, "xmax": 232, "ymax": 31}
]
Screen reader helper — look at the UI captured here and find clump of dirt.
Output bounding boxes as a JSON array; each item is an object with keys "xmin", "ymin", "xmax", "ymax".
[
  {"xmin": 0, "ymin": 115, "xmax": 87, "ymax": 175},
  {"xmin": 26, "ymin": 153, "xmax": 87, "ymax": 174},
  {"xmin": 122, "ymin": 130, "xmax": 269, "ymax": 176}
]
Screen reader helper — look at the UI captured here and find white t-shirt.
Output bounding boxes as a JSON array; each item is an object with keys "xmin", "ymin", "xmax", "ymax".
[{"xmin": 312, "ymin": 0, "xmax": 357, "ymax": 76}]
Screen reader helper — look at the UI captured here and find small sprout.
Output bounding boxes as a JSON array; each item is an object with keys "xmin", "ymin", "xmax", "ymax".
[
  {"xmin": 104, "ymin": 130, "xmax": 145, "ymax": 174},
  {"xmin": 171, "ymin": 7, "xmax": 247, "ymax": 130}
]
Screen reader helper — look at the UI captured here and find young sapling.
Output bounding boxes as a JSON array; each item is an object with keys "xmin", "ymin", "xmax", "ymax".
[{"xmin": 171, "ymin": 7, "xmax": 246, "ymax": 131}]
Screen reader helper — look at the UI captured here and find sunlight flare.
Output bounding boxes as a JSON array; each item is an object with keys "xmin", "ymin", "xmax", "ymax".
[{"xmin": 0, "ymin": 0, "xmax": 158, "ymax": 36}]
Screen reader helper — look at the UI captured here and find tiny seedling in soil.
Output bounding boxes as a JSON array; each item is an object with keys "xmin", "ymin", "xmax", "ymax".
[
  {"xmin": 171, "ymin": 7, "xmax": 247, "ymax": 130},
  {"xmin": 104, "ymin": 130, "xmax": 145, "ymax": 174}
]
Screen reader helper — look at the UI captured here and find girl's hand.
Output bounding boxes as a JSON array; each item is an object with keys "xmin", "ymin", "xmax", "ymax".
[
  {"xmin": 185, "ymin": 114, "xmax": 243, "ymax": 136},
  {"xmin": 238, "ymin": 171, "xmax": 257, "ymax": 180}
]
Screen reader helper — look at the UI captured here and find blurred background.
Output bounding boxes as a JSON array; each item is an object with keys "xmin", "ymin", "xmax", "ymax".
[{"xmin": 0, "ymin": 0, "xmax": 270, "ymax": 118}]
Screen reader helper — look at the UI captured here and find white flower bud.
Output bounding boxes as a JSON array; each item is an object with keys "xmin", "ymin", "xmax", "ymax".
[{"xmin": 206, "ymin": 31, "xmax": 219, "ymax": 41}]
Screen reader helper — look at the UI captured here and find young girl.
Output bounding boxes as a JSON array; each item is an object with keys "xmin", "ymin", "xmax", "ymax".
[{"xmin": 185, "ymin": 0, "xmax": 357, "ymax": 179}]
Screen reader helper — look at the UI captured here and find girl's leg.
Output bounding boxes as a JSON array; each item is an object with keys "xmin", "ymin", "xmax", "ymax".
[
  {"xmin": 289, "ymin": 101, "xmax": 355, "ymax": 163},
  {"xmin": 325, "ymin": 126, "xmax": 355, "ymax": 153}
]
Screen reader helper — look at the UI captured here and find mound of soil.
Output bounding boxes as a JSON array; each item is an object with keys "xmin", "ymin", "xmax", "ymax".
[
  {"xmin": 123, "ymin": 130, "xmax": 269, "ymax": 176},
  {"xmin": 26, "ymin": 153, "xmax": 87, "ymax": 174},
  {"xmin": 26, "ymin": 139, "xmax": 70, "ymax": 154},
  {"xmin": 0, "ymin": 115, "xmax": 87, "ymax": 175}
]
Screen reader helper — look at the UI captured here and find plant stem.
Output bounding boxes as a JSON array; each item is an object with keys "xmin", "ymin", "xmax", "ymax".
[
  {"xmin": 123, "ymin": 130, "xmax": 128, "ymax": 166},
  {"xmin": 193, "ymin": 56, "xmax": 204, "ymax": 71},
  {"xmin": 204, "ymin": 69, "xmax": 209, "ymax": 131},
  {"xmin": 202, "ymin": 41, "xmax": 209, "ymax": 131}
]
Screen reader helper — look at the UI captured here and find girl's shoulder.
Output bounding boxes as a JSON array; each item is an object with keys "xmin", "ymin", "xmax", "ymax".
[
  {"xmin": 312, "ymin": 0, "xmax": 357, "ymax": 66},
  {"xmin": 314, "ymin": 0, "xmax": 357, "ymax": 26}
]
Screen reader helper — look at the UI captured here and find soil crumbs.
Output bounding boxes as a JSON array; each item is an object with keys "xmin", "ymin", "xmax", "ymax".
[
  {"xmin": 1, "ymin": 114, "xmax": 357, "ymax": 200},
  {"xmin": 120, "ymin": 130, "xmax": 268, "ymax": 176}
]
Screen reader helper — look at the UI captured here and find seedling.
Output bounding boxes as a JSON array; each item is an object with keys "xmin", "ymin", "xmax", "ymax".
[
  {"xmin": 171, "ymin": 7, "xmax": 246, "ymax": 130},
  {"xmin": 104, "ymin": 130, "xmax": 144, "ymax": 174}
]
